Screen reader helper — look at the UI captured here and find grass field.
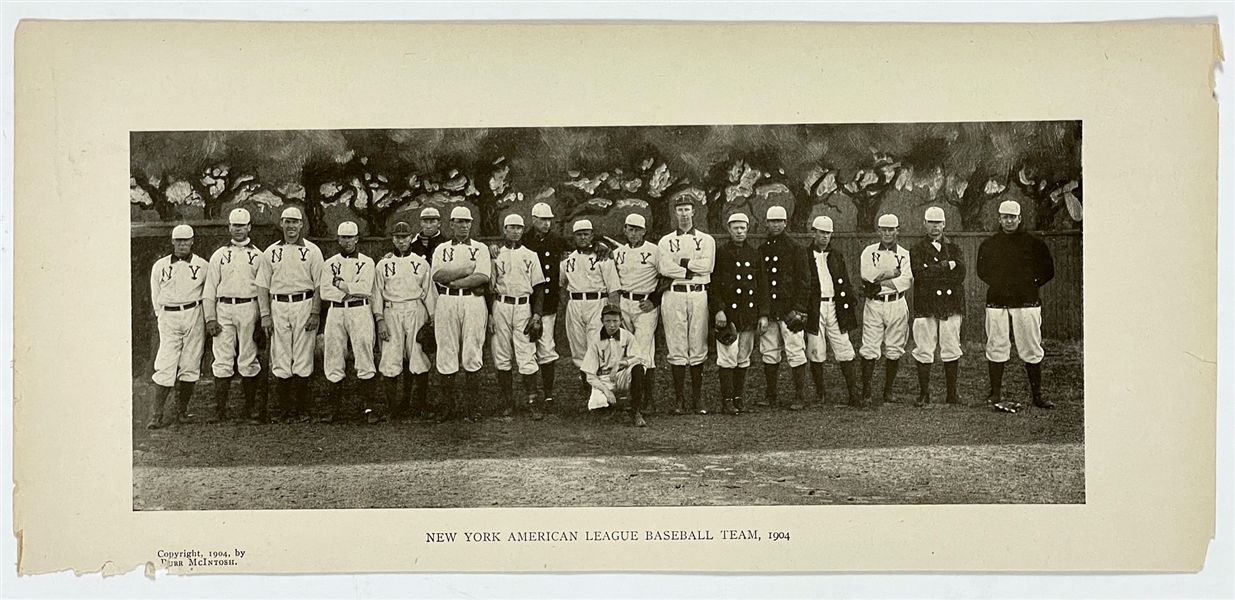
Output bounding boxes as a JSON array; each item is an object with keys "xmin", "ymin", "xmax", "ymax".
[{"xmin": 132, "ymin": 341, "xmax": 1084, "ymax": 509}]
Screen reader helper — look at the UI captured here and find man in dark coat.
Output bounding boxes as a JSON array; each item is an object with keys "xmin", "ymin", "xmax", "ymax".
[
  {"xmin": 976, "ymin": 200, "xmax": 1056, "ymax": 413},
  {"xmin": 523, "ymin": 201, "xmax": 576, "ymax": 408},
  {"xmin": 711, "ymin": 212, "xmax": 769, "ymax": 415},
  {"xmin": 804, "ymin": 216, "xmax": 862, "ymax": 406},
  {"xmin": 758, "ymin": 206, "xmax": 812, "ymax": 410},
  {"xmin": 910, "ymin": 207, "xmax": 967, "ymax": 406}
]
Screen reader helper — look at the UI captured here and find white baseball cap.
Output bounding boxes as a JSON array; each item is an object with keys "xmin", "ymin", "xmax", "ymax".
[
  {"xmin": 998, "ymin": 200, "xmax": 1022, "ymax": 216},
  {"xmin": 877, "ymin": 214, "xmax": 899, "ymax": 228},
  {"xmin": 450, "ymin": 206, "xmax": 473, "ymax": 221},
  {"xmin": 924, "ymin": 207, "xmax": 946, "ymax": 222},
  {"xmin": 728, "ymin": 213, "xmax": 749, "ymax": 224},
  {"xmin": 280, "ymin": 206, "xmax": 303, "ymax": 220},
  {"xmin": 625, "ymin": 213, "xmax": 646, "ymax": 228},
  {"xmin": 572, "ymin": 219, "xmax": 593, "ymax": 232},
  {"xmin": 766, "ymin": 206, "xmax": 788, "ymax": 221},
  {"xmin": 337, "ymin": 221, "xmax": 359, "ymax": 236},
  {"xmin": 504, "ymin": 214, "xmax": 525, "ymax": 227},
  {"xmin": 812, "ymin": 216, "xmax": 834, "ymax": 232},
  {"xmin": 420, "ymin": 207, "xmax": 441, "ymax": 219},
  {"xmin": 531, "ymin": 202, "xmax": 555, "ymax": 219},
  {"xmin": 171, "ymin": 224, "xmax": 194, "ymax": 239},
  {"xmin": 228, "ymin": 208, "xmax": 251, "ymax": 225}
]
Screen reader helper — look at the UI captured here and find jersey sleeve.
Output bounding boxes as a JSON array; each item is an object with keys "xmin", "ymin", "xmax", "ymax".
[
  {"xmin": 656, "ymin": 235, "xmax": 687, "ymax": 279},
  {"xmin": 310, "ymin": 246, "xmax": 325, "ymax": 292},
  {"xmin": 255, "ymin": 251, "xmax": 272, "ymax": 289},
  {"xmin": 600, "ymin": 257, "xmax": 620, "ymax": 293},
  {"xmin": 892, "ymin": 249, "xmax": 913, "ymax": 293},
  {"xmin": 529, "ymin": 252, "xmax": 546, "ymax": 287},
  {"xmin": 149, "ymin": 259, "xmax": 162, "ymax": 312},
  {"xmin": 580, "ymin": 337, "xmax": 601, "ymax": 376},
  {"xmin": 422, "ymin": 262, "xmax": 438, "ymax": 316},
  {"xmin": 203, "ymin": 252, "xmax": 222, "ymax": 321}
]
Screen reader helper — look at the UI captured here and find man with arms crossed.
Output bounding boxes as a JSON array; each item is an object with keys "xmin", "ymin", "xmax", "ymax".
[
  {"xmin": 657, "ymin": 189, "xmax": 716, "ymax": 414},
  {"xmin": 257, "ymin": 206, "xmax": 323, "ymax": 423},
  {"xmin": 910, "ymin": 206, "xmax": 966, "ymax": 407},
  {"xmin": 147, "ymin": 224, "xmax": 208, "ymax": 429},
  {"xmin": 375, "ymin": 221, "xmax": 436, "ymax": 420},
  {"xmin": 319, "ymin": 221, "xmax": 381, "ymax": 423},
  {"xmin": 203, "ymin": 208, "xmax": 263, "ymax": 423},
  {"xmin": 858, "ymin": 213, "xmax": 914, "ymax": 407},
  {"xmin": 431, "ymin": 206, "xmax": 492, "ymax": 421},
  {"xmin": 976, "ymin": 200, "xmax": 1056, "ymax": 413},
  {"xmin": 613, "ymin": 213, "xmax": 661, "ymax": 414},
  {"xmin": 561, "ymin": 219, "xmax": 620, "ymax": 396}
]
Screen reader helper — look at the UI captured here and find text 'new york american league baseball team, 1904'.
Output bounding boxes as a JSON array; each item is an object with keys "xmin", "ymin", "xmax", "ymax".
[{"xmin": 425, "ymin": 529, "xmax": 781, "ymax": 542}]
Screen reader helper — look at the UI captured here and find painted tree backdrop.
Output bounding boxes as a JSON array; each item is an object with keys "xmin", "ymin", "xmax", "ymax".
[{"xmin": 131, "ymin": 122, "xmax": 1081, "ymax": 237}]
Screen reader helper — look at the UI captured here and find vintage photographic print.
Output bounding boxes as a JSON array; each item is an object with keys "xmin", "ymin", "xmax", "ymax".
[{"xmin": 130, "ymin": 122, "xmax": 1084, "ymax": 511}]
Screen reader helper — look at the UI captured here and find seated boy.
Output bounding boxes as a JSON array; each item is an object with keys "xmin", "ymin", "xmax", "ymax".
[{"xmin": 582, "ymin": 304, "xmax": 648, "ymax": 427}]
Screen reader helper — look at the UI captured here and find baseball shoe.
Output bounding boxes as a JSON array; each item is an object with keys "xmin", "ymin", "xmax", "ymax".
[
  {"xmin": 365, "ymin": 410, "xmax": 380, "ymax": 425},
  {"xmin": 788, "ymin": 403, "xmax": 804, "ymax": 411},
  {"xmin": 633, "ymin": 412, "xmax": 647, "ymax": 427},
  {"xmin": 1032, "ymin": 396, "xmax": 1055, "ymax": 409},
  {"xmin": 145, "ymin": 416, "xmax": 163, "ymax": 430}
]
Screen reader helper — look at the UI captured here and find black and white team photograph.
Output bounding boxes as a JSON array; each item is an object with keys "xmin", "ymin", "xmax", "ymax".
[{"xmin": 130, "ymin": 123, "xmax": 1084, "ymax": 509}]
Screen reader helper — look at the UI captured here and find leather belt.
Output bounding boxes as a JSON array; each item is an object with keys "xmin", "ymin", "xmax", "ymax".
[
  {"xmin": 571, "ymin": 292, "xmax": 604, "ymax": 300},
  {"xmin": 273, "ymin": 291, "xmax": 314, "ymax": 303},
  {"xmin": 330, "ymin": 299, "xmax": 369, "ymax": 308},
  {"xmin": 218, "ymin": 297, "xmax": 255, "ymax": 305},
  {"xmin": 163, "ymin": 300, "xmax": 201, "ymax": 312},
  {"xmin": 874, "ymin": 291, "xmax": 905, "ymax": 302},
  {"xmin": 672, "ymin": 284, "xmax": 707, "ymax": 293},
  {"xmin": 620, "ymin": 291, "xmax": 651, "ymax": 301},
  {"xmin": 499, "ymin": 295, "xmax": 530, "ymax": 305},
  {"xmin": 438, "ymin": 285, "xmax": 483, "ymax": 297}
]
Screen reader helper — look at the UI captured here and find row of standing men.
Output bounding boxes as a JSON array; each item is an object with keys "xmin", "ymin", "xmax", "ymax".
[{"xmin": 145, "ymin": 189, "xmax": 1055, "ymax": 428}]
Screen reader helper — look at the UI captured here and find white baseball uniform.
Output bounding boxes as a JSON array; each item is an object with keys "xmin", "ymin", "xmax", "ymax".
[
  {"xmin": 204, "ymin": 241, "xmax": 262, "ymax": 378},
  {"xmin": 581, "ymin": 326, "xmax": 638, "ymax": 410},
  {"xmin": 256, "ymin": 239, "xmax": 324, "ymax": 379},
  {"xmin": 431, "ymin": 239, "xmax": 492, "ymax": 375},
  {"xmin": 319, "ymin": 251, "xmax": 379, "ymax": 383},
  {"xmin": 806, "ymin": 248, "xmax": 856, "ymax": 362},
  {"xmin": 491, "ymin": 243, "xmax": 545, "ymax": 375},
  {"xmin": 614, "ymin": 241, "xmax": 660, "ymax": 368},
  {"xmin": 657, "ymin": 228, "xmax": 715, "ymax": 367},
  {"xmin": 561, "ymin": 249, "xmax": 619, "ymax": 368},
  {"xmin": 985, "ymin": 307, "xmax": 1044, "ymax": 364},
  {"xmin": 376, "ymin": 250, "xmax": 436, "ymax": 377},
  {"xmin": 717, "ymin": 332, "xmax": 758, "ymax": 368},
  {"xmin": 858, "ymin": 242, "xmax": 913, "ymax": 361},
  {"xmin": 150, "ymin": 253, "xmax": 209, "ymax": 387}
]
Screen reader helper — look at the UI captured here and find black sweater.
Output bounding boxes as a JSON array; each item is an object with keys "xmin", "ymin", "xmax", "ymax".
[{"xmin": 976, "ymin": 228, "xmax": 1055, "ymax": 308}]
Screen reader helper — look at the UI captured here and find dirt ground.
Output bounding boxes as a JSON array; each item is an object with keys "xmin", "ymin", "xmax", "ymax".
[{"xmin": 133, "ymin": 341, "xmax": 1084, "ymax": 509}]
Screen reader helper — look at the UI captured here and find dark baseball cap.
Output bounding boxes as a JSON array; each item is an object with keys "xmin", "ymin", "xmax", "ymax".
[
  {"xmin": 391, "ymin": 221, "xmax": 415, "ymax": 236},
  {"xmin": 601, "ymin": 304, "xmax": 622, "ymax": 317}
]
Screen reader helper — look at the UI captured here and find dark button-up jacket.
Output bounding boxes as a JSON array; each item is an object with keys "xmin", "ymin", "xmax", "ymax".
[
  {"xmin": 760, "ymin": 233, "xmax": 809, "ymax": 319},
  {"xmin": 409, "ymin": 232, "xmax": 447, "ymax": 265},
  {"xmin": 524, "ymin": 229, "xmax": 575, "ymax": 314},
  {"xmin": 976, "ymin": 228, "xmax": 1055, "ymax": 308},
  {"xmin": 910, "ymin": 236, "xmax": 966, "ymax": 319},
  {"xmin": 805, "ymin": 244, "xmax": 858, "ymax": 334},
  {"xmin": 711, "ymin": 241, "xmax": 769, "ymax": 332}
]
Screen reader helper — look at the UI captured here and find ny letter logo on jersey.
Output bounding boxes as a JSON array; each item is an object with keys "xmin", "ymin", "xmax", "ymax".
[
  {"xmin": 355, "ymin": 262, "xmax": 365, "ymax": 275},
  {"xmin": 443, "ymin": 247, "xmax": 455, "ymax": 262},
  {"xmin": 188, "ymin": 265, "xmax": 202, "ymax": 280},
  {"xmin": 331, "ymin": 262, "xmax": 342, "ymax": 277},
  {"xmin": 160, "ymin": 266, "xmax": 174, "ymax": 283},
  {"xmin": 247, "ymin": 251, "xmax": 258, "ymax": 265},
  {"xmin": 588, "ymin": 256, "xmax": 600, "ymax": 270},
  {"xmin": 298, "ymin": 248, "xmax": 310, "ymax": 261},
  {"xmin": 468, "ymin": 248, "xmax": 480, "ymax": 261},
  {"xmin": 495, "ymin": 260, "xmax": 506, "ymax": 277},
  {"xmin": 668, "ymin": 239, "xmax": 681, "ymax": 253},
  {"xmin": 694, "ymin": 239, "xmax": 704, "ymax": 252},
  {"xmin": 565, "ymin": 258, "xmax": 575, "ymax": 273},
  {"xmin": 271, "ymin": 248, "xmax": 283, "ymax": 263},
  {"xmin": 640, "ymin": 252, "xmax": 652, "ymax": 265},
  {"xmin": 523, "ymin": 259, "xmax": 534, "ymax": 274},
  {"xmin": 383, "ymin": 263, "xmax": 396, "ymax": 277},
  {"xmin": 221, "ymin": 251, "xmax": 233, "ymax": 265}
]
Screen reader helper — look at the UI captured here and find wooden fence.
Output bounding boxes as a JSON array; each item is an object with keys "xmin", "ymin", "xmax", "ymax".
[{"xmin": 130, "ymin": 223, "xmax": 1081, "ymax": 376}]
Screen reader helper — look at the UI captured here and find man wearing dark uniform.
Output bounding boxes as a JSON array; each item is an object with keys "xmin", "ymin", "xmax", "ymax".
[
  {"xmin": 910, "ymin": 206, "xmax": 967, "ymax": 406},
  {"xmin": 804, "ymin": 216, "xmax": 862, "ymax": 407},
  {"xmin": 711, "ymin": 213, "xmax": 769, "ymax": 415},
  {"xmin": 758, "ymin": 206, "xmax": 811, "ymax": 410},
  {"xmin": 523, "ymin": 201, "xmax": 575, "ymax": 407},
  {"xmin": 409, "ymin": 206, "xmax": 447, "ymax": 264}
]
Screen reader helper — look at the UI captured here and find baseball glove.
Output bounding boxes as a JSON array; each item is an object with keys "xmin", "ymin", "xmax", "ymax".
[
  {"xmin": 783, "ymin": 310, "xmax": 807, "ymax": 334},
  {"xmin": 416, "ymin": 324, "xmax": 437, "ymax": 355},
  {"xmin": 715, "ymin": 321, "xmax": 738, "ymax": 346},
  {"xmin": 524, "ymin": 318, "xmax": 543, "ymax": 343}
]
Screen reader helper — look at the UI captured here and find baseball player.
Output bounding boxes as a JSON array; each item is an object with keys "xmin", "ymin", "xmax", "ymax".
[
  {"xmin": 759, "ymin": 206, "xmax": 812, "ymax": 411},
  {"xmin": 976, "ymin": 200, "xmax": 1056, "ymax": 413},
  {"xmin": 613, "ymin": 213, "xmax": 661, "ymax": 413},
  {"xmin": 910, "ymin": 206, "xmax": 966, "ymax": 406},
  {"xmin": 522, "ymin": 201, "xmax": 575, "ymax": 407},
  {"xmin": 657, "ymin": 189, "xmax": 716, "ymax": 414},
  {"xmin": 202, "ymin": 208, "xmax": 263, "ymax": 423},
  {"xmin": 489, "ymin": 213, "xmax": 548, "ymax": 419},
  {"xmin": 582, "ymin": 304, "xmax": 649, "ymax": 427},
  {"xmin": 561, "ymin": 220, "xmax": 620, "ymax": 390},
  {"xmin": 409, "ymin": 206, "xmax": 447, "ymax": 263},
  {"xmin": 146, "ymin": 224, "xmax": 209, "ymax": 429},
  {"xmin": 375, "ymin": 221, "xmax": 437, "ymax": 420},
  {"xmin": 319, "ymin": 221, "xmax": 381, "ymax": 423},
  {"xmin": 804, "ymin": 216, "xmax": 861, "ymax": 407},
  {"xmin": 858, "ymin": 213, "xmax": 914, "ymax": 407},
  {"xmin": 431, "ymin": 206, "xmax": 492, "ymax": 421},
  {"xmin": 256, "ymin": 206, "xmax": 324, "ymax": 423},
  {"xmin": 711, "ymin": 213, "xmax": 769, "ymax": 415}
]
